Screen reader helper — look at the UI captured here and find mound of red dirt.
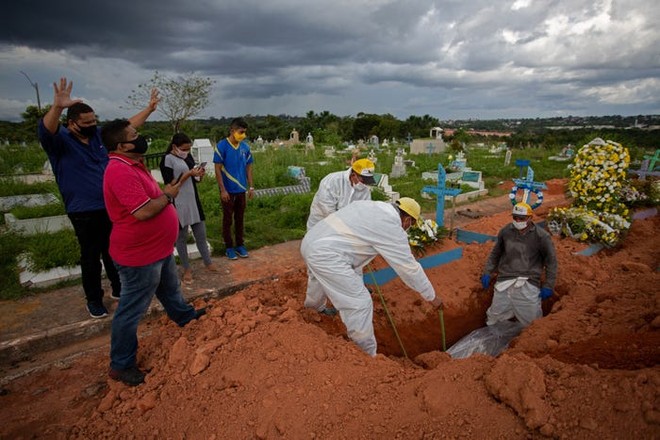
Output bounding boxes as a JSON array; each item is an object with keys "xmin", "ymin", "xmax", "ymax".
[{"xmin": 2, "ymin": 186, "xmax": 659, "ymax": 439}]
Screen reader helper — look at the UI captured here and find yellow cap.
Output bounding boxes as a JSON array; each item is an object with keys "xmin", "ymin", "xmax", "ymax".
[
  {"xmin": 396, "ymin": 197, "xmax": 421, "ymax": 221},
  {"xmin": 512, "ymin": 202, "xmax": 533, "ymax": 216},
  {"xmin": 351, "ymin": 158, "xmax": 376, "ymax": 185}
]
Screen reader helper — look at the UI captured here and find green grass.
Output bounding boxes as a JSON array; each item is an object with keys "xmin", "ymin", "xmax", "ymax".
[
  {"xmin": 0, "ymin": 179, "xmax": 59, "ymax": 197},
  {"xmin": 11, "ymin": 202, "xmax": 66, "ymax": 219},
  {"xmin": 0, "ymin": 142, "xmax": 49, "ymax": 175},
  {"xmin": 0, "ymin": 231, "xmax": 24, "ymax": 299},
  {"xmin": 23, "ymin": 229, "xmax": 80, "ymax": 271}
]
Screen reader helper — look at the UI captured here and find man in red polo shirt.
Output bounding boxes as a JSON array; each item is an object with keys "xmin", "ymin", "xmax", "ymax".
[{"xmin": 101, "ymin": 119, "xmax": 205, "ymax": 386}]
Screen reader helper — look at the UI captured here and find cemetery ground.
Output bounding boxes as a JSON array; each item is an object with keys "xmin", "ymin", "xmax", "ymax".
[{"xmin": 1, "ymin": 183, "xmax": 659, "ymax": 439}]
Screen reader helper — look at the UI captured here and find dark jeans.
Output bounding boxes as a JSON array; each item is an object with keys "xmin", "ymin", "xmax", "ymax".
[
  {"xmin": 221, "ymin": 192, "xmax": 246, "ymax": 249},
  {"xmin": 67, "ymin": 209, "xmax": 120, "ymax": 303},
  {"xmin": 110, "ymin": 255, "xmax": 197, "ymax": 370}
]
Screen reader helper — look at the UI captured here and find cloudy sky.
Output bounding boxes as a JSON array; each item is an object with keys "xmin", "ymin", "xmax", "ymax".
[{"xmin": 1, "ymin": 0, "xmax": 658, "ymax": 122}]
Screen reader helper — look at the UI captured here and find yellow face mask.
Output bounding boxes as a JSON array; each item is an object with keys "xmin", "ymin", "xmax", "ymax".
[{"xmin": 233, "ymin": 132, "xmax": 246, "ymax": 142}]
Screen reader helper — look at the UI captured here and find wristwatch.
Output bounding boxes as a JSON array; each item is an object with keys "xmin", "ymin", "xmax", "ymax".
[{"xmin": 164, "ymin": 193, "xmax": 174, "ymax": 204}]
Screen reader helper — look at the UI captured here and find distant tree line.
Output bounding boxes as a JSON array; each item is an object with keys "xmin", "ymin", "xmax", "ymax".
[{"xmin": 2, "ymin": 106, "xmax": 658, "ymax": 151}]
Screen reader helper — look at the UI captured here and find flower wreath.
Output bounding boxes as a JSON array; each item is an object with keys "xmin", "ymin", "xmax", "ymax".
[{"xmin": 508, "ymin": 185, "xmax": 544, "ymax": 210}]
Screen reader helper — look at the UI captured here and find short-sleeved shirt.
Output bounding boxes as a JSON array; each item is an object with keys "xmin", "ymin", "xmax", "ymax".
[
  {"xmin": 37, "ymin": 120, "xmax": 108, "ymax": 213},
  {"xmin": 103, "ymin": 153, "xmax": 178, "ymax": 267},
  {"xmin": 212, "ymin": 138, "xmax": 253, "ymax": 194}
]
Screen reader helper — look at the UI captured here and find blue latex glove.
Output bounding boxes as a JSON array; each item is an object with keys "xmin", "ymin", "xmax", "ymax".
[
  {"xmin": 540, "ymin": 287, "xmax": 553, "ymax": 299},
  {"xmin": 480, "ymin": 274, "xmax": 491, "ymax": 290}
]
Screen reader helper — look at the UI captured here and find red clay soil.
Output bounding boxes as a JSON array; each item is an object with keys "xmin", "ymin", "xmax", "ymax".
[{"xmin": 2, "ymin": 182, "xmax": 659, "ymax": 439}]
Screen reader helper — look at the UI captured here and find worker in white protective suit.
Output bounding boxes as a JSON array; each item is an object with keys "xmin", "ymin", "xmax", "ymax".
[
  {"xmin": 304, "ymin": 158, "xmax": 377, "ymax": 317},
  {"xmin": 300, "ymin": 197, "xmax": 444, "ymax": 356},
  {"xmin": 480, "ymin": 202, "xmax": 558, "ymax": 327},
  {"xmin": 306, "ymin": 158, "xmax": 377, "ymax": 230}
]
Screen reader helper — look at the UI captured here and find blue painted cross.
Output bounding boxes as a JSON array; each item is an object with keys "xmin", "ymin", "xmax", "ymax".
[
  {"xmin": 426, "ymin": 143, "xmax": 435, "ymax": 155},
  {"xmin": 511, "ymin": 162, "xmax": 547, "ymax": 207},
  {"xmin": 422, "ymin": 164, "xmax": 462, "ymax": 227}
]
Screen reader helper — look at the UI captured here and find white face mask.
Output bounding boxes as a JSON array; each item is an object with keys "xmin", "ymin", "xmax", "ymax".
[
  {"xmin": 354, "ymin": 181, "xmax": 368, "ymax": 191},
  {"xmin": 512, "ymin": 220, "xmax": 528, "ymax": 230}
]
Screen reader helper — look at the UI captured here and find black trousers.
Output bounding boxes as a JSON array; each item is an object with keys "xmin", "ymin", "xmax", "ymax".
[
  {"xmin": 221, "ymin": 192, "xmax": 246, "ymax": 249},
  {"xmin": 67, "ymin": 209, "xmax": 120, "ymax": 303}
]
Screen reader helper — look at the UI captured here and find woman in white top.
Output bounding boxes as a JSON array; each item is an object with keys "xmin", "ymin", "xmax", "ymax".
[{"xmin": 159, "ymin": 133, "xmax": 217, "ymax": 283}]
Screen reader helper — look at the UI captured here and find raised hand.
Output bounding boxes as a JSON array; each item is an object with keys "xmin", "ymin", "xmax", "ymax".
[
  {"xmin": 147, "ymin": 88, "xmax": 160, "ymax": 112},
  {"xmin": 52, "ymin": 77, "xmax": 82, "ymax": 109}
]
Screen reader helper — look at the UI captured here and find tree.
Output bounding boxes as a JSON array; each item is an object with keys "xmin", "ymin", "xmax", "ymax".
[
  {"xmin": 21, "ymin": 104, "xmax": 50, "ymax": 129},
  {"xmin": 126, "ymin": 71, "xmax": 214, "ymax": 133}
]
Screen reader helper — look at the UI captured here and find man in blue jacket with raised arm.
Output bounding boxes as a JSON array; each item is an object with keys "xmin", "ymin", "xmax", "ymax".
[{"xmin": 38, "ymin": 77, "xmax": 159, "ymax": 319}]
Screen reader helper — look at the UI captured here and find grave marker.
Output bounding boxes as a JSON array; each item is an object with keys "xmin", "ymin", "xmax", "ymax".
[
  {"xmin": 422, "ymin": 164, "xmax": 461, "ymax": 227},
  {"xmin": 629, "ymin": 157, "xmax": 660, "ymax": 180}
]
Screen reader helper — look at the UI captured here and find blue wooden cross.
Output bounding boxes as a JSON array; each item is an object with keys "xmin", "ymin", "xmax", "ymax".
[
  {"xmin": 512, "ymin": 163, "xmax": 547, "ymax": 207},
  {"xmin": 426, "ymin": 143, "xmax": 435, "ymax": 155},
  {"xmin": 422, "ymin": 164, "xmax": 461, "ymax": 227}
]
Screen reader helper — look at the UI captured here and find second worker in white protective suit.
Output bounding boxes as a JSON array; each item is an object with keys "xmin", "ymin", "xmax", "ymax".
[
  {"xmin": 306, "ymin": 158, "xmax": 377, "ymax": 230},
  {"xmin": 305, "ymin": 158, "xmax": 377, "ymax": 316},
  {"xmin": 300, "ymin": 197, "xmax": 444, "ymax": 356}
]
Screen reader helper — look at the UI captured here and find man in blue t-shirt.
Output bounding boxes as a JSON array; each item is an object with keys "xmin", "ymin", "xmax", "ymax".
[
  {"xmin": 213, "ymin": 117, "xmax": 254, "ymax": 260},
  {"xmin": 38, "ymin": 77, "xmax": 159, "ymax": 319}
]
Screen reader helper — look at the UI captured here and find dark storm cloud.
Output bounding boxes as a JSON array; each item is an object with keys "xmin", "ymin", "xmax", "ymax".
[{"xmin": 0, "ymin": 0, "xmax": 658, "ymax": 120}]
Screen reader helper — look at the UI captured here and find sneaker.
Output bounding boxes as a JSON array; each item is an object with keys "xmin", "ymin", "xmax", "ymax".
[
  {"xmin": 194, "ymin": 307, "xmax": 207, "ymax": 319},
  {"xmin": 109, "ymin": 366, "xmax": 146, "ymax": 386},
  {"xmin": 226, "ymin": 248, "xmax": 238, "ymax": 260},
  {"xmin": 319, "ymin": 306, "xmax": 339, "ymax": 316},
  {"xmin": 87, "ymin": 302, "xmax": 109, "ymax": 319},
  {"xmin": 180, "ymin": 308, "xmax": 207, "ymax": 327},
  {"xmin": 235, "ymin": 245, "xmax": 249, "ymax": 258},
  {"xmin": 110, "ymin": 291, "xmax": 121, "ymax": 300}
]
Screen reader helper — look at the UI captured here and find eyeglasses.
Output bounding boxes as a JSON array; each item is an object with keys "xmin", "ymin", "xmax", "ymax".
[{"xmin": 512, "ymin": 215, "xmax": 529, "ymax": 221}]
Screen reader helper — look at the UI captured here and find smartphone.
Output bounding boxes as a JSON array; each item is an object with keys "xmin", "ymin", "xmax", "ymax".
[{"xmin": 197, "ymin": 161, "xmax": 207, "ymax": 168}]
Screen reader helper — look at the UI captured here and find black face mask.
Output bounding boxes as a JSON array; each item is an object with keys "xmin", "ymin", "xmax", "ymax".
[
  {"xmin": 76, "ymin": 123, "xmax": 97, "ymax": 138},
  {"xmin": 124, "ymin": 135, "xmax": 149, "ymax": 154}
]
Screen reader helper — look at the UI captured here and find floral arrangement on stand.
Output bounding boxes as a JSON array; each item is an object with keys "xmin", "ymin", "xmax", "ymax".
[
  {"xmin": 547, "ymin": 138, "xmax": 632, "ymax": 247},
  {"xmin": 407, "ymin": 218, "xmax": 447, "ymax": 256}
]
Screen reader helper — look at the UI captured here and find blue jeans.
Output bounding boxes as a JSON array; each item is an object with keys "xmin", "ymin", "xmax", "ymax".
[{"xmin": 110, "ymin": 254, "xmax": 196, "ymax": 370}]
